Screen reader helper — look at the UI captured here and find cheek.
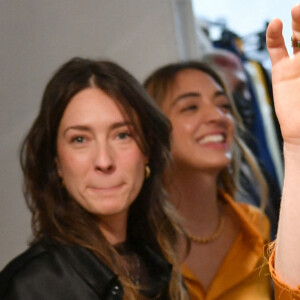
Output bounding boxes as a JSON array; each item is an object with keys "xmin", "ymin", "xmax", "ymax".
[
  {"xmin": 132, "ymin": 151, "xmax": 146, "ymax": 177},
  {"xmin": 134, "ymin": 148, "xmax": 149, "ymax": 178},
  {"xmin": 119, "ymin": 144, "xmax": 145, "ymax": 172},
  {"xmin": 123, "ymin": 151, "xmax": 146, "ymax": 200},
  {"xmin": 57, "ymin": 155, "xmax": 88, "ymax": 200},
  {"xmin": 172, "ymin": 118, "xmax": 194, "ymax": 138},
  {"xmin": 57, "ymin": 152, "xmax": 89, "ymax": 180},
  {"xmin": 171, "ymin": 119, "xmax": 196, "ymax": 152}
]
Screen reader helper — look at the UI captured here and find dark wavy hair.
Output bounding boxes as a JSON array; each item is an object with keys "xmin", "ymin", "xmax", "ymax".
[
  {"xmin": 144, "ymin": 61, "xmax": 268, "ymax": 208},
  {"xmin": 20, "ymin": 57, "xmax": 188, "ymax": 299}
]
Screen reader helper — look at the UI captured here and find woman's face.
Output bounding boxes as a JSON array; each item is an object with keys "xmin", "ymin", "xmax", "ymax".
[
  {"xmin": 56, "ymin": 87, "xmax": 147, "ymax": 224},
  {"xmin": 161, "ymin": 69, "xmax": 234, "ymax": 172}
]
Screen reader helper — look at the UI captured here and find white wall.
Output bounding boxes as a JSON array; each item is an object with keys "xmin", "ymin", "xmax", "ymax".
[{"xmin": 0, "ymin": 0, "xmax": 201, "ymax": 269}]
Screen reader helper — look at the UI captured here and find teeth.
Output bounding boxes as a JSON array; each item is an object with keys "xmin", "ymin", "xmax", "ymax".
[{"xmin": 198, "ymin": 134, "xmax": 224, "ymax": 144}]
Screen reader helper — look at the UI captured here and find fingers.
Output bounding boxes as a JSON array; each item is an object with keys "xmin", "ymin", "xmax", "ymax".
[
  {"xmin": 292, "ymin": 4, "xmax": 300, "ymax": 55},
  {"xmin": 266, "ymin": 18, "xmax": 288, "ymax": 66}
]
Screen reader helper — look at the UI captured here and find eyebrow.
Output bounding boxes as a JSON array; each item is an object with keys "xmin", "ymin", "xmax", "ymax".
[
  {"xmin": 214, "ymin": 90, "xmax": 228, "ymax": 98},
  {"xmin": 63, "ymin": 121, "xmax": 133, "ymax": 136},
  {"xmin": 172, "ymin": 90, "xmax": 227, "ymax": 106},
  {"xmin": 172, "ymin": 92, "xmax": 201, "ymax": 106}
]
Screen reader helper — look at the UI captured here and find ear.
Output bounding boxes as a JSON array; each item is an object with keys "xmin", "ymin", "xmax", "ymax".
[{"xmin": 55, "ymin": 157, "xmax": 62, "ymax": 178}]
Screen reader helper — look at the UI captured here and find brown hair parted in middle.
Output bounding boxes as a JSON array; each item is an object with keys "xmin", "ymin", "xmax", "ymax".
[{"xmin": 20, "ymin": 57, "xmax": 188, "ymax": 299}]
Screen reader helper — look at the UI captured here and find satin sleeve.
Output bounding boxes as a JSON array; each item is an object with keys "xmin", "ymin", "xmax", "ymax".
[{"xmin": 269, "ymin": 247, "xmax": 300, "ymax": 300}]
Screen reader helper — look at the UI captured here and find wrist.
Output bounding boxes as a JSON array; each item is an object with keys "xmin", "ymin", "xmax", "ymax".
[{"xmin": 284, "ymin": 142, "xmax": 300, "ymax": 161}]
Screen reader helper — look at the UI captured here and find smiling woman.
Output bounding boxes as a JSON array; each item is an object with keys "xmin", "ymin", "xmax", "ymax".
[
  {"xmin": 144, "ymin": 61, "xmax": 271, "ymax": 299},
  {"xmin": 0, "ymin": 58, "xmax": 189, "ymax": 300},
  {"xmin": 159, "ymin": 68, "xmax": 234, "ymax": 172}
]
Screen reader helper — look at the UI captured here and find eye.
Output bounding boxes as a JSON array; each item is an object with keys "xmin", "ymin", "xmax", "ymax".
[
  {"xmin": 219, "ymin": 103, "xmax": 232, "ymax": 113},
  {"xmin": 181, "ymin": 104, "xmax": 198, "ymax": 112},
  {"xmin": 116, "ymin": 131, "xmax": 132, "ymax": 140},
  {"xmin": 71, "ymin": 136, "xmax": 86, "ymax": 143},
  {"xmin": 215, "ymin": 96, "xmax": 232, "ymax": 113}
]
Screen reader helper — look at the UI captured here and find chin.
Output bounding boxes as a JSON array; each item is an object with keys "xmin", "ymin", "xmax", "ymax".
[
  {"xmin": 91, "ymin": 201, "xmax": 130, "ymax": 218},
  {"xmin": 201, "ymin": 159, "xmax": 231, "ymax": 171}
]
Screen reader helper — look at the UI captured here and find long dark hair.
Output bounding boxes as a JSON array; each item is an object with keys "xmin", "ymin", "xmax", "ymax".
[{"xmin": 20, "ymin": 57, "xmax": 187, "ymax": 299}]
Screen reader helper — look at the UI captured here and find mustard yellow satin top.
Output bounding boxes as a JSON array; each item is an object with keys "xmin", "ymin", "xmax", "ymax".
[{"xmin": 181, "ymin": 191, "xmax": 271, "ymax": 300}]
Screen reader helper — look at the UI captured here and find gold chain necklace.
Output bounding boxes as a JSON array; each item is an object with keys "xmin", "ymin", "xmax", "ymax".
[{"xmin": 187, "ymin": 215, "xmax": 224, "ymax": 244}]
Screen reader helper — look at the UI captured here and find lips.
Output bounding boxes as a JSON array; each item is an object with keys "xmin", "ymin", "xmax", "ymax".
[
  {"xmin": 198, "ymin": 133, "xmax": 225, "ymax": 145},
  {"xmin": 89, "ymin": 183, "xmax": 124, "ymax": 191}
]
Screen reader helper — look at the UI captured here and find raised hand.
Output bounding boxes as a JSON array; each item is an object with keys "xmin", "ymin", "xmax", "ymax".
[
  {"xmin": 266, "ymin": 6, "xmax": 300, "ymax": 295},
  {"xmin": 266, "ymin": 4, "xmax": 300, "ymax": 146}
]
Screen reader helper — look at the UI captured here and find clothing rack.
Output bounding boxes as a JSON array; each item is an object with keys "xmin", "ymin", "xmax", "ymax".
[{"xmin": 198, "ymin": 17, "xmax": 269, "ymax": 53}]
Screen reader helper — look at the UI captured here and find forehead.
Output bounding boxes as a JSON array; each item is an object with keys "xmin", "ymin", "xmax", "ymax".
[
  {"xmin": 175, "ymin": 69, "xmax": 218, "ymax": 85},
  {"xmin": 161, "ymin": 69, "xmax": 225, "ymax": 112},
  {"xmin": 60, "ymin": 88, "xmax": 127, "ymax": 126},
  {"xmin": 169, "ymin": 69, "xmax": 223, "ymax": 97}
]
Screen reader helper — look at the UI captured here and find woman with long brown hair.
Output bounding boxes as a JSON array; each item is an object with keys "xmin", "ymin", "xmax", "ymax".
[
  {"xmin": 0, "ymin": 57, "xmax": 188, "ymax": 299},
  {"xmin": 144, "ymin": 61, "xmax": 271, "ymax": 299}
]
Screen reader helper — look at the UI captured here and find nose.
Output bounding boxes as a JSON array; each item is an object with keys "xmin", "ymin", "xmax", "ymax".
[{"xmin": 94, "ymin": 143, "xmax": 115, "ymax": 174}]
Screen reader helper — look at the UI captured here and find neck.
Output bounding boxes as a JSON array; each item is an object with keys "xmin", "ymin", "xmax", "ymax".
[
  {"xmin": 98, "ymin": 213, "xmax": 128, "ymax": 245},
  {"xmin": 168, "ymin": 166, "xmax": 221, "ymax": 236}
]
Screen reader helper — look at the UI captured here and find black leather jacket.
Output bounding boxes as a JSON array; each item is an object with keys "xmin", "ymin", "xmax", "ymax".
[{"xmin": 0, "ymin": 241, "xmax": 172, "ymax": 299}]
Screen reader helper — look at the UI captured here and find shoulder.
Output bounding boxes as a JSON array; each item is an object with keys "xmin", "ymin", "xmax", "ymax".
[
  {"xmin": 238, "ymin": 202, "xmax": 269, "ymax": 224},
  {"xmin": 1, "ymin": 242, "xmax": 50, "ymax": 278},
  {"xmin": 220, "ymin": 190, "xmax": 270, "ymax": 240},
  {"xmin": 0, "ymin": 242, "xmax": 79, "ymax": 299},
  {"xmin": 0, "ymin": 243, "xmax": 61, "ymax": 299},
  {"xmin": 0, "ymin": 241, "xmax": 123, "ymax": 299},
  {"xmin": 238, "ymin": 202, "xmax": 271, "ymax": 241}
]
